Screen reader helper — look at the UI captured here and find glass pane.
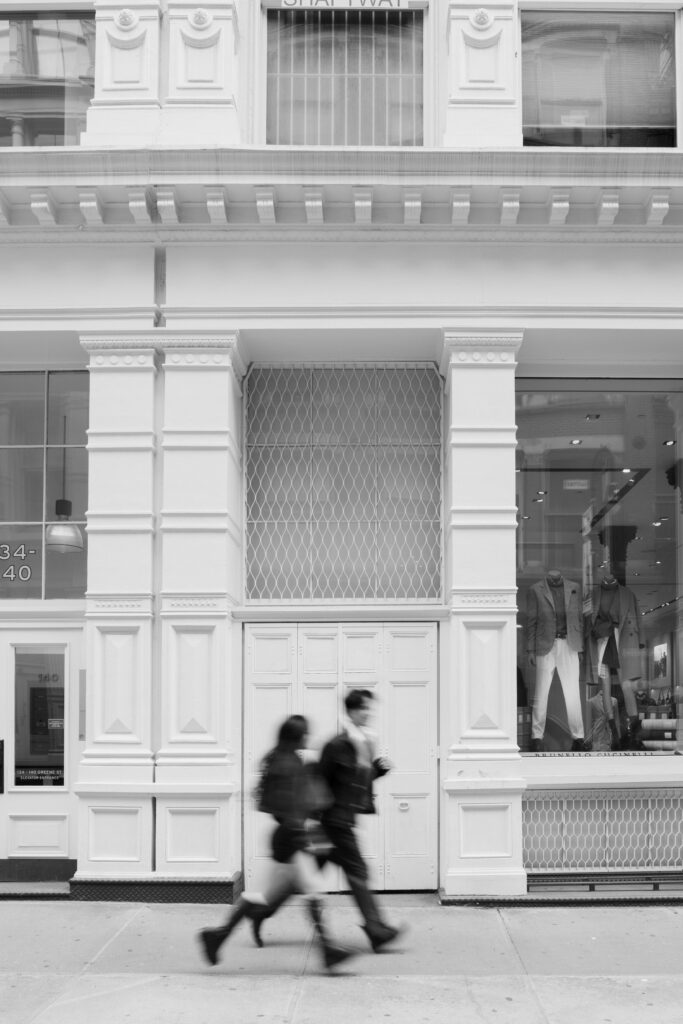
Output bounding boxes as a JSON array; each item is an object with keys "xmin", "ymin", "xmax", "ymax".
[
  {"xmin": 313, "ymin": 447, "xmax": 376, "ymax": 521},
  {"xmin": 0, "ymin": 16, "xmax": 94, "ymax": 147},
  {"xmin": 266, "ymin": 11, "xmax": 423, "ymax": 146},
  {"xmin": 516, "ymin": 386, "xmax": 683, "ymax": 755},
  {"xmin": 14, "ymin": 649, "xmax": 64, "ymax": 786},
  {"xmin": 0, "ymin": 448, "xmax": 44, "ymax": 521},
  {"xmin": 0, "ymin": 373, "xmax": 45, "ymax": 445},
  {"xmin": 45, "ymin": 530, "xmax": 86, "ymax": 598},
  {"xmin": 522, "ymin": 13, "xmax": 676, "ymax": 147},
  {"xmin": 47, "ymin": 372, "xmax": 89, "ymax": 446},
  {"xmin": 246, "ymin": 367, "xmax": 442, "ymax": 601},
  {"xmin": 46, "ymin": 446, "xmax": 88, "ymax": 522},
  {"xmin": 0, "ymin": 526, "xmax": 42, "ymax": 598},
  {"xmin": 312, "ymin": 522, "xmax": 376, "ymax": 599}
]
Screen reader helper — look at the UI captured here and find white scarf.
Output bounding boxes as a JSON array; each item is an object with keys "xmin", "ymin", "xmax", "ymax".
[{"xmin": 345, "ymin": 719, "xmax": 375, "ymax": 768}]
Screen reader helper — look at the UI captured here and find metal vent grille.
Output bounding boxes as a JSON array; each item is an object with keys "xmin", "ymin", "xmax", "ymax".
[
  {"xmin": 524, "ymin": 789, "xmax": 683, "ymax": 872},
  {"xmin": 245, "ymin": 366, "xmax": 442, "ymax": 602}
]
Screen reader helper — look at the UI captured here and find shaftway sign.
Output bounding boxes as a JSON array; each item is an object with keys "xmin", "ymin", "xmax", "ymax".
[{"xmin": 262, "ymin": 1, "xmax": 427, "ymax": 9}]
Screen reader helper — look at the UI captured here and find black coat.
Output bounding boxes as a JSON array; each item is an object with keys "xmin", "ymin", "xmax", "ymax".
[{"xmin": 318, "ymin": 731, "xmax": 388, "ymax": 826}]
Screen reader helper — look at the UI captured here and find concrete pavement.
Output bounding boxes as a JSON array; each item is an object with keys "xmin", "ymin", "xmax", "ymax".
[{"xmin": 2, "ymin": 893, "xmax": 683, "ymax": 1024}]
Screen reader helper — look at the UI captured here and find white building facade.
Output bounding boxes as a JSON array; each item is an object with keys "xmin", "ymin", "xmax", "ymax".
[{"xmin": 1, "ymin": 0, "xmax": 683, "ymax": 899}]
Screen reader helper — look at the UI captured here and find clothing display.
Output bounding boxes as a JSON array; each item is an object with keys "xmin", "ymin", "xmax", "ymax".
[
  {"xmin": 526, "ymin": 573, "xmax": 585, "ymax": 745},
  {"xmin": 585, "ymin": 577, "xmax": 643, "ymax": 685}
]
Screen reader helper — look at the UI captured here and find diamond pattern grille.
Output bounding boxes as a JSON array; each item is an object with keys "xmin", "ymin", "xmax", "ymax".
[
  {"xmin": 246, "ymin": 366, "xmax": 442, "ymax": 601},
  {"xmin": 524, "ymin": 789, "xmax": 683, "ymax": 871}
]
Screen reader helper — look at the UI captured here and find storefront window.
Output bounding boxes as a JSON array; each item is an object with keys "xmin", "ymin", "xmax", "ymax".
[
  {"xmin": 516, "ymin": 383, "xmax": 683, "ymax": 754},
  {"xmin": 14, "ymin": 648, "xmax": 65, "ymax": 786},
  {"xmin": 522, "ymin": 12, "xmax": 676, "ymax": 147},
  {"xmin": 0, "ymin": 14, "xmax": 95, "ymax": 147},
  {"xmin": 0, "ymin": 371, "xmax": 88, "ymax": 599}
]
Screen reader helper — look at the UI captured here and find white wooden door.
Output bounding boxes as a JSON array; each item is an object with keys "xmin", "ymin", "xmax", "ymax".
[{"xmin": 244, "ymin": 622, "xmax": 437, "ymax": 892}]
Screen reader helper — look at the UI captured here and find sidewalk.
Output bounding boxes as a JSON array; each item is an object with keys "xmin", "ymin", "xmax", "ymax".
[{"xmin": 2, "ymin": 893, "xmax": 683, "ymax": 1024}]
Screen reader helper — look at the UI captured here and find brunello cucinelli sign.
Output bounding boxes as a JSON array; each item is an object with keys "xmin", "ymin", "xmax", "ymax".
[{"xmin": 262, "ymin": 1, "xmax": 428, "ymax": 9}]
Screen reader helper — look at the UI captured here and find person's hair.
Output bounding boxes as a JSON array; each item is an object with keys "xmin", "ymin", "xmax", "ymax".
[
  {"xmin": 345, "ymin": 688, "xmax": 373, "ymax": 713},
  {"xmin": 276, "ymin": 714, "xmax": 308, "ymax": 750}
]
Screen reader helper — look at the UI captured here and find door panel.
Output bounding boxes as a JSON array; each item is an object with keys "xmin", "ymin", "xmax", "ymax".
[
  {"xmin": 244, "ymin": 626, "xmax": 296, "ymax": 890},
  {"xmin": 383, "ymin": 625, "xmax": 437, "ymax": 889},
  {"xmin": 244, "ymin": 622, "xmax": 437, "ymax": 892}
]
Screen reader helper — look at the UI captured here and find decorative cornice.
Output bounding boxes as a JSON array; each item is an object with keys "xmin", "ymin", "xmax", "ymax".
[{"xmin": 1, "ymin": 147, "xmax": 683, "ymax": 243}]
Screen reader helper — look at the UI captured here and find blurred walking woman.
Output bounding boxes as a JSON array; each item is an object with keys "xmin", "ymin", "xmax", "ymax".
[{"xmin": 198, "ymin": 715, "xmax": 355, "ymax": 971}]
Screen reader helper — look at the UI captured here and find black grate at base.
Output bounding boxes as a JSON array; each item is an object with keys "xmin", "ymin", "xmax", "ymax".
[{"xmin": 69, "ymin": 874, "xmax": 243, "ymax": 904}]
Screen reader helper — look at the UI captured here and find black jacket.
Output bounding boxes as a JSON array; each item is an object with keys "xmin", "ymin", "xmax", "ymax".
[{"xmin": 318, "ymin": 730, "xmax": 389, "ymax": 825}]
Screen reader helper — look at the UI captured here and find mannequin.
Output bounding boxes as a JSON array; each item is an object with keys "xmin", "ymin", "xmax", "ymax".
[
  {"xmin": 526, "ymin": 570, "xmax": 587, "ymax": 752},
  {"xmin": 587, "ymin": 574, "xmax": 644, "ymax": 750}
]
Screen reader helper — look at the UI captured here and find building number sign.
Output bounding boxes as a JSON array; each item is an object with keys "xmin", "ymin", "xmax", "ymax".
[{"xmin": 0, "ymin": 544, "xmax": 36, "ymax": 582}]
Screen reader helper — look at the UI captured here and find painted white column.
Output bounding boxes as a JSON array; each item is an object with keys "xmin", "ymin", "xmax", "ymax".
[
  {"xmin": 440, "ymin": 329, "xmax": 527, "ymax": 896},
  {"xmin": 443, "ymin": 1, "xmax": 522, "ymax": 148},
  {"xmin": 75, "ymin": 336, "xmax": 158, "ymax": 877},
  {"xmin": 82, "ymin": 0, "xmax": 163, "ymax": 146},
  {"xmin": 154, "ymin": 335, "xmax": 245, "ymax": 877},
  {"xmin": 161, "ymin": 2, "xmax": 241, "ymax": 145}
]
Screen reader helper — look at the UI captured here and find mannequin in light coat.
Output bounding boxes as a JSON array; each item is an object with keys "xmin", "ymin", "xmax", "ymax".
[{"xmin": 526, "ymin": 570, "xmax": 586, "ymax": 751}]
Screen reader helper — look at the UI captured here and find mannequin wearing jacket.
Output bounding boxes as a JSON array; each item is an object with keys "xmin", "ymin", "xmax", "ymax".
[
  {"xmin": 585, "ymin": 575, "xmax": 643, "ymax": 750},
  {"xmin": 526, "ymin": 570, "xmax": 587, "ymax": 752}
]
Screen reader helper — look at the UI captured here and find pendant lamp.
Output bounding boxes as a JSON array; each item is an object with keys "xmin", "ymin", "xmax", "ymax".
[{"xmin": 45, "ymin": 416, "xmax": 83, "ymax": 554}]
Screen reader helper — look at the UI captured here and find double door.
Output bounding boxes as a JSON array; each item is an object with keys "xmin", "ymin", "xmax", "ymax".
[{"xmin": 244, "ymin": 622, "xmax": 437, "ymax": 892}]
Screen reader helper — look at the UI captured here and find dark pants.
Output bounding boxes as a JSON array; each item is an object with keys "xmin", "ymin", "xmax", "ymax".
[{"xmin": 317, "ymin": 817, "xmax": 389, "ymax": 936}]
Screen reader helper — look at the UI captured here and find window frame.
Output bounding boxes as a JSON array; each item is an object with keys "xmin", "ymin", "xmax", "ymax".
[
  {"xmin": 254, "ymin": 0, "xmax": 434, "ymax": 147},
  {"xmin": 518, "ymin": 3, "xmax": 683, "ymax": 149}
]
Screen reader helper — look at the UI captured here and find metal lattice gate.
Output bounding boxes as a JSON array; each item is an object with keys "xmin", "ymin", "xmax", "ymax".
[
  {"xmin": 245, "ymin": 365, "xmax": 442, "ymax": 602},
  {"xmin": 524, "ymin": 789, "xmax": 683, "ymax": 873}
]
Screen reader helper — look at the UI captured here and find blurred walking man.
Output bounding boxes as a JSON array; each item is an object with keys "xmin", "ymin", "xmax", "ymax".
[{"xmin": 317, "ymin": 688, "xmax": 404, "ymax": 952}]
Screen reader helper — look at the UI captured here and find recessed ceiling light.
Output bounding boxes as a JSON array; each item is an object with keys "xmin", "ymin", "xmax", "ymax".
[
  {"xmin": 653, "ymin": 520, "xmax": 662, "ymax": 527},
  {"xmin": 533, "ymin": 497, "xmax": 544, "ymax": 503},
  {"xmin": 537, "ymin": 490, "xmax": 547, "ymax": 495},
  {"xmin": 663, "ymin": 440, "xmax": 675, "ymax": 447},
  {"xmin": 633, "ymin": 572, "xmax": 640, "ymax": 577},
  {"xmin": 570, "ymin": 439, "xmax": 582, "ymax": 446},
  {"xmin": 622, "ymin": 468, "xmax": 631, "ymax": 474}
]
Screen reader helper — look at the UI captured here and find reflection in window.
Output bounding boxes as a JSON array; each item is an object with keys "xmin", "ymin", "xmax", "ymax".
[
  {"xmin": 246, "ymin": 366, "xmax": 441, "ymax": 601},
  {"xmin": 266, "ymin": 10, "xmax": 423, "ymax": 146},
  {"xmin": 522, "ymin": 12, "xmax": 676, "ymax": 147},
  {"xmin": 516, "ymin": 384, "xmax": 683, "ymax": 755},
  {"xmin": 0, "ymin": 15, "xmax": 95, "ymax": 147},
  {"xmin": 15, "ymin": 648, "xmax": 64, "ymax": 786},
  {"xmin": 0, "ymin": 371, "xmax": 88, "ymax": 599}
]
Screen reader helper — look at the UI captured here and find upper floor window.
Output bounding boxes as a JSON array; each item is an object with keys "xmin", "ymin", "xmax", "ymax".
[
  {"xmin": 0, "ymin": 13, "xmax": 95, "ymax": 147},
  {"xmin": 522, "ymin": 12, "xmax": 676, "ymax": 147},
  {"xmin": 266, "ymin": 9, "xmax": 423, "ymax": 145},
  {"xmin": 0, "ymin": 371, "xmax": 88, "ymax": 599}
]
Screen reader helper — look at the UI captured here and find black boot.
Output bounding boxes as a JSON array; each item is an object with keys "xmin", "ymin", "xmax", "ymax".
[
  {"xmin": 249, "ymin": 889, "xmax": 292, "ymax": 948},
  {"xmin": 347, "ymin": 874, "xmax": 404, "ymax": 952},
  {"xmin": 198, "ymin": 896, "xmax": 260, "ymax": 965},
  {"xmin": 307, "ymin": 897, "xmax": 356, "ymax": 971}
]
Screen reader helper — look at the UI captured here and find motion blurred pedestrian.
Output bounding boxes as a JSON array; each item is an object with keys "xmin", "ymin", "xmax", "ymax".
[{"xmin": 198, "ymin": 714, "xmax": 356, "ymax": 972}]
